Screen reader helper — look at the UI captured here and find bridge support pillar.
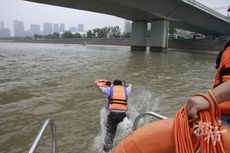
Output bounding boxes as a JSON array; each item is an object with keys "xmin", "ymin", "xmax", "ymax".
[
  {"xmin": 131, "ymin": 21, "xmax": 147, "ymax": 51},
  {"xmin": 150, "ymin": 20, "xmax": 169, "ymax": 51}
]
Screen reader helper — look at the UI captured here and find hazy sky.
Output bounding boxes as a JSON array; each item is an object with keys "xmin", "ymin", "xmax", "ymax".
[{"xmin": 0, "ymin": 0, "xmax": 229, "ymax": 35}]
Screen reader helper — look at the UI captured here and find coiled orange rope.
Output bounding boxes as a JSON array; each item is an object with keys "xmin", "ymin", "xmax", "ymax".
[{"xmin": 174, "ymin": 89, "xmax": 226, "ymax": 153}]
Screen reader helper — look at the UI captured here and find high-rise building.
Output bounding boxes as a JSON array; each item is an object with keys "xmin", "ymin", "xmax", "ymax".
[
  {"xmin": 124, "ymin": 20, "xmax": 132, "ymax": 33},
  {"xmin": 14, "ymin": 20, "xmax": 25, "ymax": 37},
  {"xmin": 60, "ymin": 23, "xmax": 65, "ymax": 33},
  {"xmin": 0, "ymin": 22, "xmax": 10, "ymax": 38},
  {"xmin": 53, "ymin": 24, "xmax": 60, "ymax": 33},
  {"xmin": 0, "ymin": 22, "xmax": 3, "ymax": 29},
  {"xmin": 0, "ymin": 28, "xmax": 10, "ymax": 38},
  {"xmin": 70, "ymin": 26, "xmax": 77, "ymax": 33},
  {"xmin": 43, "ymin": 22, "xmax": 53, "ymax": 35},
  {"xmin": 30, "ymin": 24, "xmax": 40, "ymax": 36},
  {"xmin": 77, "ymin": 24, "xmax": 84, "ymax": 32}
]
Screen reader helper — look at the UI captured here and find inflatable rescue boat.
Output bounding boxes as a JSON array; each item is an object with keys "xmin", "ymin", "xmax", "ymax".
[{"xmin": 113, "ymin": 90, "xmax": 230, "ymax": 153}]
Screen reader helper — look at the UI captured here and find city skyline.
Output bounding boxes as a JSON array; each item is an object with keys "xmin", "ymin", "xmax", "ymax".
[
  {"xmin": 0, "ymin": 0, "xmax": 126, "ymax": 36},
  {"xmin": 1, "ymin": 19, "xmax": 87, "ymax": 37},
  {"xmin": 0, "ymin": 17, "xmax": 123, "ymax": 37},
  {"xmin": 0, "ymin": 19, "xmax": 131, "ymax": 37}
]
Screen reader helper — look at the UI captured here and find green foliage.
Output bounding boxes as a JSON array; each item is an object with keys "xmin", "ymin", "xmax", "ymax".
[
  {"xmin": 33, "ymin": 34, "xmax": 43, "ymax": 39},
  {"xmin": 53, "ymin": 32, "xmax": 60, "ymax": 39},
  {"xmin": 86, "ymin": 26, "xmax": 122, "ymax": 38},
  {"xmin": 110, "ymin": 26, "xmax": 121, "ymax": 38},
  {"xmin": 122, "ymin": 32, "xmax": 131, "ymax": 38},
  {"xmin": 169, "ymin": 25, "xmax": 176, "ymax": 36},
  {"xmin": 33, "ymin": 31, "xmax": 83, "ymax": 39},
  {"xmin": 62, "ymin": 31, "xmax": 75, "ymax": 38},
  {"xmin": 61, "ymin": 31, "xmax": 82, "ymax": 38},
  {"xmin": 32, "ymin": 26, "xmax": 124, "ymax": 39},
  {"xmin": 87, "ymin": 30, "xmax": 95, "ymax": 38},
  {"xmin": 74, "ymin": 33, "xmax": 82, "ymax": 38}
]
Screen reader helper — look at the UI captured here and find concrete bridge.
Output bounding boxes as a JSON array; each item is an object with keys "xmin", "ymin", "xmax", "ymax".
[{"xmin": 26, "ymin": 0, "xmax": 230, "ymax": 50}]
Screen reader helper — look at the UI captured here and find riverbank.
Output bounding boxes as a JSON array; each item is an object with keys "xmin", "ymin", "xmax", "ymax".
[{"xmin": 0, "ymin": 38, "xmax": 226, "ymax": 52}]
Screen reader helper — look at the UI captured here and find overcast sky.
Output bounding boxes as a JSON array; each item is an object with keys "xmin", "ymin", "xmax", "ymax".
[{"xmin": 0, "ymin": 0, "xmax": 229, "ymax": 35}]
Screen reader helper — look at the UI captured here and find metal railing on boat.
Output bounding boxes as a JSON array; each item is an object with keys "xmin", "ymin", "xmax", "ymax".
[
  {"xmin": 133, "ymin": 111, "xmax": 168, "ymax": 131},
  {"xmin": 28, "ymin": 119, "xmax": 57, "ymax": 153}
]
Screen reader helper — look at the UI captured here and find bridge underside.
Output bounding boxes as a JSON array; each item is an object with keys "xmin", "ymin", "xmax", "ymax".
[
  {"xmin": 26, "ymin": 0, "xmax": 230, "ymax": 35},
  {"xmin": 26, "ymin": 0, "xmax": 230, "ymax": 50}
]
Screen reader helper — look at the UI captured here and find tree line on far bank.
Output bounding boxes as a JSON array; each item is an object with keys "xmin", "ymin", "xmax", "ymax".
[
  {"xmin": 20, "ymin": 25, "xmax": 176, "ymax": 40},
  {"xmin": 33, "ymin": 26, "xmax": 131, "ymax": 40}
]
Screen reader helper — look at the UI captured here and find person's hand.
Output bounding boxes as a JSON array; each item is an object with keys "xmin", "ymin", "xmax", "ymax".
[
  {"xmin": 95, "ymin": 82, "xmax": 99, "ymax": 88},
  {"xmin": 128, "ymin": 84, "xmax": 132, "ymax": 88},
  {"xmin": 186, "ymin": 96, "xmax": 210, "ymax": 119}
]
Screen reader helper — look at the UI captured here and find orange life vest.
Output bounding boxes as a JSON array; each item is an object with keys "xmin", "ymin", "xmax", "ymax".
[
  {"xmin": 108, "ymin": 85, "xmax": 127, "ymax": 111},
  {"xmin": 214, "ymin": 46, "xmax": 230, "ymax": 114}
]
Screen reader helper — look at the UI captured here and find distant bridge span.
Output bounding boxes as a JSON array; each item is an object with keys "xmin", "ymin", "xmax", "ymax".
[{"xmin": 26, "ymin": 0, "xmax": 230, "ymax": 50}]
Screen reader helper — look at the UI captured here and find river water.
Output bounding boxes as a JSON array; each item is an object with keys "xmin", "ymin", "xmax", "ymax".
[{"xmin": 0, "ymin": 42, "xmax": 217, "ymax": 153}]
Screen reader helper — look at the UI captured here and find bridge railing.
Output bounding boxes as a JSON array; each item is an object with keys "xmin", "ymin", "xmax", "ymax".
[{"xmin": 183, "ymin": 0, "xmax": 229, "ymax": 22}]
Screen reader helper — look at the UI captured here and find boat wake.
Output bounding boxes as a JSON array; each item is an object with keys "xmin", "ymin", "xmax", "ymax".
[
  {"xmin": 92, "ymin": 108, "xmax": 132, "ymax": 153},
  {"xmin": 93, "ymin": 89, "xmax": 159, "ymax": 152}
]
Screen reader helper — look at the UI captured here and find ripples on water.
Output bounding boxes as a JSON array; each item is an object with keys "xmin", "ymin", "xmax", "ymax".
[{"xmin": 0, "ymin": 42, "xmax": 217, "ymax": 153}]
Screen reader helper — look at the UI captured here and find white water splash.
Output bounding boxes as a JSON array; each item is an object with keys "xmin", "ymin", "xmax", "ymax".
[
  {"xmin": 92, "ymin": 108, "xmax": 133, "ymax": 153},
  {"xmin": 114, "ymin": 117, "xmax": 133, "ymax": 144},
  {"xmin": 93, "ymin": 108, "xmax": 109, "ymax": 153},
  {"xmin": 93, "ymin": 89, "xmax": 160, "ymax": 152}
]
